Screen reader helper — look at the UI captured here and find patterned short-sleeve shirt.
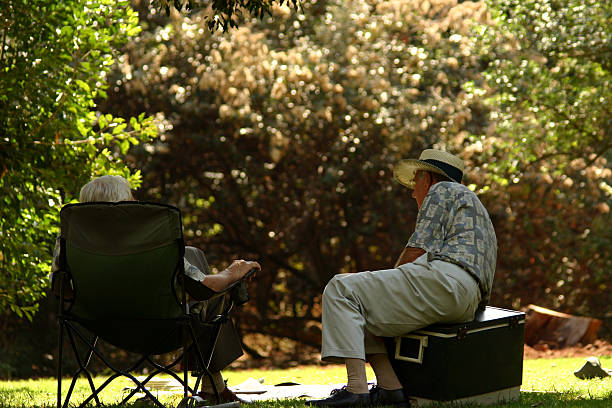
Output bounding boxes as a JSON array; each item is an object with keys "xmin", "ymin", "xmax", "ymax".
[
  {"xmin": 184, "ymin": 259, "xmax": 207, "ymax": 281},
  {"xmin": 407, "ymin": 182, "xmax": 497, "ymax": 308}
]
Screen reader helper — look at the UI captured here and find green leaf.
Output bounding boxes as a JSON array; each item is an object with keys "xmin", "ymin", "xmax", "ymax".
[
  {"xmin": 127, "ymin": 26, "xmax": 140, "ymax": 36},
  {"xmin": 75, "ymin": 79, "xmax": 90, "ymax": 92},
  {"xmin": 119, "ymin": 139, "xmax": 130, "ymax": 154},
  {"xmin": 112, "ymin": 123, "xmax": 127, "ymax": 135}
]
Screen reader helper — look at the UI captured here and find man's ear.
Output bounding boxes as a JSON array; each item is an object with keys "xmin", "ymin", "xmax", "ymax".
[{"xmin": 425, "ymin": 171, "xmax": 433, "ymax": 188}]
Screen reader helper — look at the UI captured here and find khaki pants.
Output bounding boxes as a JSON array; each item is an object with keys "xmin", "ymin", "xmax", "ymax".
[{"xmin": 321, "ymin": 254, "xmax": 480, "ymax": 363}]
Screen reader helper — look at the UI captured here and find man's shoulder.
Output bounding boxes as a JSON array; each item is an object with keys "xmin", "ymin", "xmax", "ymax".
[{"xmin": 430, "ymin": 182, "xmax": 488, "ymax": 213}]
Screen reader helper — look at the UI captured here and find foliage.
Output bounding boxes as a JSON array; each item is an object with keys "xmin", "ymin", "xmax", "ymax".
[
  {"xmin": 470, "ymin": 0, "xmax": 611, "ymax": 177},
  {"xmin": 151, "ymin": 0, "xmax": 300, "ymax": 31},
  {"xmin": 0, "ymin": 0, "xmax": 157, "ymax": 319},
  {"xmin": 100, "ymin": 0, "xmax": 492, "ymax": 345},
  {"xmin": 460, "ymin": 0, "xmax": 612, "ymax": 319}
]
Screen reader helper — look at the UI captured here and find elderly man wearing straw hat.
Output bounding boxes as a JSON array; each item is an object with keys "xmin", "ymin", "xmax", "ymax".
[{"xmin": 307, "ymin": 149, "xmax": 497, "ymax": 407}]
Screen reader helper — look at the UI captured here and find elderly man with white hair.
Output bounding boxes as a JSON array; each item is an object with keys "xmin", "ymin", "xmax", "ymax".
[
  {"xmin": 307, "ymin": 149, "xmax": 498, "ymax": 408},
  {"xmin": 50, "ymin": 175, "xmax": 260, "ymax": 403}
]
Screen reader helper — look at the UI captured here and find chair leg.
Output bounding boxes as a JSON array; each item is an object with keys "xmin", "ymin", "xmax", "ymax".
[
  {"xmin": 118, "ymin": 328, "xmax": 195, "ymax": 406},
  {"xmin": 62, "ymin": 327, "xmax": 101, "ymax": 407},
  {"xmin": 117, "ymin": 374, "xmax": 164, "ymax": 408},
  {"xmin": 60, "ymin": 319, "xmax": 202, "ymax": 408},
  {"xmin": 57, "ymin": 319, "xmax": 64, "ymax": 408},
  {"xmin": 83, "ymin": 336, "xmax": 98, "ymax": 367},
  {"xmin": 65, "ymin": 325, "xmax": 187, "ymax": 408},
  {"xmin": 63, "ymin": 375, "xmax": 80, "ymax": 408},
  {"xmin": 189, "ymin": 321, "xmax": 224, "ymax": 404},
  {"xmin": 57, "ymin": 321, "xmax": 98, "ymax": 408},
  {"xmin": 82, "ymin": 335, "xmax": 101, "ymax": 406},
  {"xmin": 184, "ymin": 321, "xmax": 189, "ymax": 400},
  {"xmin": 76, "ymin": 353, "xmax": 166, "ymax": 408},
  {"xmin": 120, "ymin": 354, "xmax": 192, "ymax": 406},
  {"xmin": 143, "ymin": 354, "xmax": 188, "ymax": 385},
  {"xmin": 67, "ymin": 326, "xmax": 148, "ymax": 406}
]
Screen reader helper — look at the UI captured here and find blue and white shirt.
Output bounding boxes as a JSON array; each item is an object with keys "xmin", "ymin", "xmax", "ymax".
[
  {"xmin": 184, "ymin": 258, "xmax": 206, "ymax": 281},
  {"xmin": 407, "ymin": 182, "xmax": 497, "ymax": 308}
]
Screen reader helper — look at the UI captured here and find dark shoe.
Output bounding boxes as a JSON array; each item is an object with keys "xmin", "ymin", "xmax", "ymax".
[
  {"xmin": 369, "ymin": 386, "xmax": 410, "ymax": 407},
  {"xmin": 306, "ymin": 387, "xmax": 370, "ymax": 407},
  {"xmin": 198, "ymin": 386, "xmax": 246, "ymax": 404}
]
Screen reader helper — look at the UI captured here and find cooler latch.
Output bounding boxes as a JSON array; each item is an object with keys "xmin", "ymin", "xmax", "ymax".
[{"xmin": 457, "ymin": 326, "xmax": 469, "ymax": 340}]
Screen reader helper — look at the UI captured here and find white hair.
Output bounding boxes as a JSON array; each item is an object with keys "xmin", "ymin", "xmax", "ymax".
[{"xmin": 79, "ymin": 175, "xmax": 134, "ymax": 202}]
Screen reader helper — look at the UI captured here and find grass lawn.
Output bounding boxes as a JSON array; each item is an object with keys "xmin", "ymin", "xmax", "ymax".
[{"xmin": 0, "ymin": 357, "xmax": 610, "ymax": 407}]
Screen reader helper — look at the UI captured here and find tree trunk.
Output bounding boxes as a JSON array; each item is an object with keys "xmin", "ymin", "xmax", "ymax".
[{"xmin": 524, "ymin": 304, "xmax": 602, "ymax": 348}]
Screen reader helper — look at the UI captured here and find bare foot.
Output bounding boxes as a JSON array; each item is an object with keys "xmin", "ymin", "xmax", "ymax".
[{"xmin": 202, "ymin": 260, "xmax": 260, "ymax": 292}]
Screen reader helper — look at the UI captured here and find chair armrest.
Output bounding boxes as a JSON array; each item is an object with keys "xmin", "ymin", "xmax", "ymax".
[
  {"xmin": 183, "ymin": 275, "xmax": 218, "ymax": 301},
  {"xmin": 52, "ymin": 270, "xmax": 75, "ymax": 301}
]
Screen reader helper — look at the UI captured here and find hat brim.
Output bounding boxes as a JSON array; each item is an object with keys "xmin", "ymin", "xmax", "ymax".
[{"xmin": 393, "ymin": 159, "xmax": 459, "ymax": 189}]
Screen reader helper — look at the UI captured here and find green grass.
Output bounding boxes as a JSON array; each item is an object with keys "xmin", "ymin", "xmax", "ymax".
[{"xmin": 0, "ymin": 357, "xmax": 610, "ymax": 407}]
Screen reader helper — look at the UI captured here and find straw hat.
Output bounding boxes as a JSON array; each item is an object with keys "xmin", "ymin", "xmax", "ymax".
[{"xmin": 394, "ymin": 149, "xmax": 464, "ymax": 189}]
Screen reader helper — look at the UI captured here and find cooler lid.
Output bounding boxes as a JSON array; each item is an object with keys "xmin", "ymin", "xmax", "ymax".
[{"xmin": 414, "ymin": 306, "xmax": 525, "ymax": 337}]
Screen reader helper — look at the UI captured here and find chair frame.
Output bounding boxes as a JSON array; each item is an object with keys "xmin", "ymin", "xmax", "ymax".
[{"xmin": 55, "ymin": 202, "xmax": 240, "ymax": 408}]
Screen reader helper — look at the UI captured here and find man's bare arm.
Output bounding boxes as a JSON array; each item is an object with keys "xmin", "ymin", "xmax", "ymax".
[{"xmin": 394, "ymin": 246, "xmax": 426, "ymax": 267}]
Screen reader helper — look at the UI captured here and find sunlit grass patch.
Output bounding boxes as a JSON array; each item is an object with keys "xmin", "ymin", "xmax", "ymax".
[{"xmin": 521, "ymin": 356, "xmax": 611, "ymax": 395}]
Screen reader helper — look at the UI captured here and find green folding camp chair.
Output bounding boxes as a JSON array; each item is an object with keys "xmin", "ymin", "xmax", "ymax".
[{"xmin": 55, "ymin": 201, "xmax": 251, "ymax": 408}]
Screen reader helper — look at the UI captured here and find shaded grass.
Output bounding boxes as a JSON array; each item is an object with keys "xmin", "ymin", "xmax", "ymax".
[{"xmin": 0, "ymin": 357, "xmax": 610, "ymax": 407}]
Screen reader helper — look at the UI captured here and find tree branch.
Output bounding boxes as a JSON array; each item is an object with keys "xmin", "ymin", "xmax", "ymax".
[
  {"xmin": 32, "ymin": 130, "xmax": 141, "ymax": 146},
  {"xmin": 0, "ymin": 25, "xmax": 7, "ymax": 69}
]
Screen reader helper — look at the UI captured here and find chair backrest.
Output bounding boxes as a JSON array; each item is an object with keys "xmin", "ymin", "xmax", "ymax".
[{"xmin": 59, "ymin": 202, "xmax": 185, "ymax": 321}]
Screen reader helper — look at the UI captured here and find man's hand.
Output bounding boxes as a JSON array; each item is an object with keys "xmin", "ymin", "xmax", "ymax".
[
  {"xmin": 394, "ymin": 246, "xmax": 425, "ymax": 267},
  {"xmin": 225, "ymin": 259, "xmax": 260, "ymax": 283}
]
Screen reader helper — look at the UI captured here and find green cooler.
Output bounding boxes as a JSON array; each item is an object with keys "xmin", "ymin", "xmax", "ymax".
[{"xmin": 384, "ymin": 306, "xmax": 525, "ymax": 405}]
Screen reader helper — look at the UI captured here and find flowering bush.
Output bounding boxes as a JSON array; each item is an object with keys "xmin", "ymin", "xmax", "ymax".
[
  {"xmin": 104, "ymin": 0, "xmax": 612, "ymax": 344},
  {"xmin": 104, "ymin": 0, "xmax": 491, "ymax": 344}
]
